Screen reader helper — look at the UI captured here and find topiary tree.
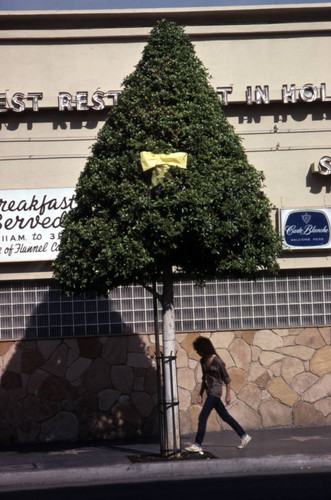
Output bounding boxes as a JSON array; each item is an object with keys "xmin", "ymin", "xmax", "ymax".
[{"xmin": 53, "ymin": 19, "xmax": 281, "ymax": 457}]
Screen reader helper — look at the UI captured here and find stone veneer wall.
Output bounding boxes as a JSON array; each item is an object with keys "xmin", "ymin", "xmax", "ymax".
[
  {"xmin": 0, "ymin": 335, "xmax": 159, "ymax": 444},
  {"xmin": 0, "ymin": 327, "xmax": 330, "ymax": 444},
  {"xmin": 178, "ymin": 328, "xmax": 331, "ymax": 434}
]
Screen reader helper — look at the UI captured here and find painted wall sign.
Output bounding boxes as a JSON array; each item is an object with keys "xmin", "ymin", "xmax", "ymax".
[
  {"xmin": 280, "ymin": 209, "xmax": 331, "ymax": 250},
  {"xmin": 0, "ymin": 188, "xmax": 75, "ymax": 262},
  {"xmin": 0, "ymin": 83, "xmax": 330, "ymax": 112}
]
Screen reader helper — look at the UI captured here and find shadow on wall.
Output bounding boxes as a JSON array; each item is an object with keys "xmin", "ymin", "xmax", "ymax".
[
  {"xmin": 0, "ymin": 325, "xmax": 159, "ymax": 445},
  {"xmin": 0, "ymin": 109, "xmax": 105, "ymax": 133},
  {"xmin": 22, "ymin": 285, "xmax": 139, "ymax": 338},
  {"xmin": 306, "ymin": 166, "xmax": 331, "ymax": 194},
  {"xmin": 225, "ymin": 101, "xmax": 331, "ymax": 126}
]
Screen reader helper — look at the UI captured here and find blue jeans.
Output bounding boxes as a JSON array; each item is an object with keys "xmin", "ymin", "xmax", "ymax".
[{"xmin": 195, "ymin": 394, "xmax": 246, "ymax": 445}]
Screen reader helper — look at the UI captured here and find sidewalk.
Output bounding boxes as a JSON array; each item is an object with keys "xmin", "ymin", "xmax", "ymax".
[{"xmin": 0, "ymin": 426, "xmax": 330, "ymax": 492}]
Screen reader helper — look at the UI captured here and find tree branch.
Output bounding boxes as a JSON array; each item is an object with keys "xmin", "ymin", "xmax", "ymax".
[{"xmin": 144, "ymin": 284, "xmax": 162, "ymax": 302}]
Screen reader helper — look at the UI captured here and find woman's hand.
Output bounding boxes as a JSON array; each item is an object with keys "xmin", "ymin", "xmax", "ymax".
[
  {"xmin": 225, "ymin": 383, "xmax": 231, "ymax": 405},
  {"xmin": 197, "ymin": 394, "xmax": 203, "ymax": 404}
]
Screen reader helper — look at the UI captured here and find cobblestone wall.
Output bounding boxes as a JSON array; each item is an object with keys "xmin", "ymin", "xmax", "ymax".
[
  {"xmin": 178, "ymin": 328, "xmax": 331, "ymax": 435},
  {"xmin": 0, "ymin": 327, "xmax": 330, "ymax": 444},
  {"xmin": 0, "ymin": 335, "xmax": 158, "ymax": 444}
]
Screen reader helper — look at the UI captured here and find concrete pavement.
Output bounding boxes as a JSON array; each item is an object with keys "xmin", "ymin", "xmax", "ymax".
[{"xmin": 0, "ymin": 426, "xmax": 330, "ymax": 492}]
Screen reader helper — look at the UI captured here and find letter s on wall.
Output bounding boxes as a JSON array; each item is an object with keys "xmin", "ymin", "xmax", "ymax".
[{"xmin": 318, "ymin": 156, "xmax": 331, "ymax": 175}]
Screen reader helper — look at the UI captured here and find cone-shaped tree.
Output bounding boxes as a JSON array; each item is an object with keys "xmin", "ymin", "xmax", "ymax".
[{"xmin": 53, "ymin": 19, "xmax": 281, "ymax": 455}]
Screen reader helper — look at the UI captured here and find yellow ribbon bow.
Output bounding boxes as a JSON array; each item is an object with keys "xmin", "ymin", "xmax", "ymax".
[{"xmin": 140, "ymin": 151, "xmax": 187, "ymax": 186}]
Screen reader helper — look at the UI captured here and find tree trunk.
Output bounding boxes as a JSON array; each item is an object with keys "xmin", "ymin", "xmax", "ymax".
[{"xmin": 161, "ymin": 266, "xmax": 181, "ymax": 457}]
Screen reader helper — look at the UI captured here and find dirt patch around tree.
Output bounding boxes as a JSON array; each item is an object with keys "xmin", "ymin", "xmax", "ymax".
[{"xmin": 128, "ymin": 451, "xmax": 217, "ymax": 463}]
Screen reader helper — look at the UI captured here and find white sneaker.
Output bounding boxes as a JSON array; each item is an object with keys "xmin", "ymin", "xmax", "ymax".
[
  {"xmin": 238, "ymin": 434, "xmax": 252, "ymax": 449},
  {"xmin": 185, "ymin": 443, "xmax": 204, "ymax": 454}
]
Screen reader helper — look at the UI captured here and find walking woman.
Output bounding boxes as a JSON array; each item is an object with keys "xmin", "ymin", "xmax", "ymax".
[{"xmin": 185, "ymin": 336, "xmax": 251, "ymax": 453}]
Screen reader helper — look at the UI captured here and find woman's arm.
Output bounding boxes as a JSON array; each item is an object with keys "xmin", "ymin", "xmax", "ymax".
[
  {"xmin": 225, "ymin": 382, "xmax": 231, "ymax": 405},
  {"xmin": 198, "ymin": 361, "xmax": 206, "ymax": 403}
]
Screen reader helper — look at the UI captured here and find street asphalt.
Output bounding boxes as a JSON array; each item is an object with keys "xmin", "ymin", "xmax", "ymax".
[{"xmin": 0, "ymin": 425, "xmax": 330, "ymax": 492}]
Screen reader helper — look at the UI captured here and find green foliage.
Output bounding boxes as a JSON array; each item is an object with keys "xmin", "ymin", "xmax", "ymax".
[{"xmin": 53, "ymin": 19, "xmax": 282, "ymax": 296}]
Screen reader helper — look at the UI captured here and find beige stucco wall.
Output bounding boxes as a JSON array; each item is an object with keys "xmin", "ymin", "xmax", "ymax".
[{"xmin": 0, "ymin": 328, "xmax": 329, "ymax": 444}]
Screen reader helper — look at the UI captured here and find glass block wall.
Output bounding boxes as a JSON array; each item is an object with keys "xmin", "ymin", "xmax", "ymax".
[{"xmin": 1, "ymin": 269, "xmax": 331, "ymax": 340}]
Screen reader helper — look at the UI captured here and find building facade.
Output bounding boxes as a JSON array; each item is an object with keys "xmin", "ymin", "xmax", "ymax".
[{"xmin": 0, "ymin": 5, "xmax": 330, "ymax": 443}]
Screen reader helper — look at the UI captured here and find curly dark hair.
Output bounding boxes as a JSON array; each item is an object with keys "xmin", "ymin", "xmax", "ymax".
[{"xmin": 193, "ymin": 337, "xmax": 216, "ymax": 357}]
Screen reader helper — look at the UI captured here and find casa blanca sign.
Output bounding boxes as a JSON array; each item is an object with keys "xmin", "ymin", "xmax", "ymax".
[
  {"xmin": 0, "ymin": 188, "xmax": 75, "ymax": 262},
  {"xmin": 1, "ymin": 83, "xmax": 331, "ymax": 112}
]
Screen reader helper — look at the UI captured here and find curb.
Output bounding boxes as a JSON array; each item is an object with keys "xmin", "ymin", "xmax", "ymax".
[{"xmin": 0, "ymin": 454, "xmax": 331, "ymax": 491}]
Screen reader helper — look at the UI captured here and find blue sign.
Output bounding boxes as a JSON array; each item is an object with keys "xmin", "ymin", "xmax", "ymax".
[{"xmin": 283, "ymin": 211, "xmax": 330, "ymax": 248}]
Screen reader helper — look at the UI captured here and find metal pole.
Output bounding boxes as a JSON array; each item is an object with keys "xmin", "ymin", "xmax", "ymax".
[
  {"xmin": 153, "ymin": 281, "xmax": 166, "ymax": 457},
  {"xmin": 169, "ymin": 351, "xmax": 180, "ymax": 456}
]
